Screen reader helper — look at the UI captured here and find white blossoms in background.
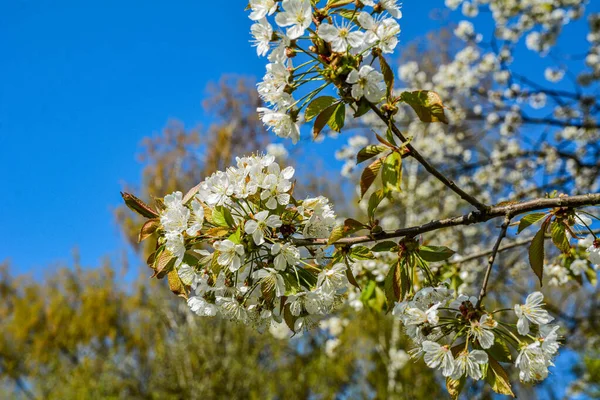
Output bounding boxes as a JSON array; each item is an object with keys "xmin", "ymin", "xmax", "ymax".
[
  {"xmin": 454, "ymin": 20, "xmax": 481, "ymax": 42},
  {"xmin": 245, "ymin": 210, "xmax": 282, "ymax": 245},
  {"xmin": 544, "ymin": 67, "xmax": 565, "ymax": 82},
  {"xmin": 318, "ymin": 22, "xmax": 364, "ymax": 53},
  {"xmin": 422, "ymin": 341, "xmax": 455, "ymax": 377},
  {"xmin": 275, "ymin": 0, "xmax": 312, "ymax": 40},
  {"xmin": 346, "ymin": 66, "xmax": 386, "ymax": 103},
  {"xmin": 214, "ymin": 239, "xmax": 245, "ymax": 272},
  {"xmin": 251, "ymin": 18, "xmax": 273, "ymax": 57},
  {"xmin": 514, "ymin": 292, "xmax": 554, "ymax": 335}
]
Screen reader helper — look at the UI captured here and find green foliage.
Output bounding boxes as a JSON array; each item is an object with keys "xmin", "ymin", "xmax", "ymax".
[{"xmin": 399, "ymin": 90, "xmax": 449, "ymax": 124}]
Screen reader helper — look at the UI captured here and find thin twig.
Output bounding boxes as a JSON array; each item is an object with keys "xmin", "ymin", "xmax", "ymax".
[
  {"xmin": 291, "ymin": 193, "xmax": 600, "ymax": 247},
  {"xmin": 477, "ymin": 215, "xmax": 511, "ymax": 307},
  {"xmin": 369, "ymin": 103, "xmax": 489, "ymax": 212},
  {"xmin": 450, "ymin": 228, "xmax": 600, "ymax": 266}
]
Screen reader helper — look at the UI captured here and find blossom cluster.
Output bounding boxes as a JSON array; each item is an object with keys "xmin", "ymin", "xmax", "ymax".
[
  {"xmin": 149, "ymin": 154, "xmax": 348, "ymax": 332},
  {"xmin": 393, "ymin": 286, "xmax": 561, "ymax": 384},
  {"xmin": 248, "ymin": 0, "xmax": 402, "ymax": 142}
]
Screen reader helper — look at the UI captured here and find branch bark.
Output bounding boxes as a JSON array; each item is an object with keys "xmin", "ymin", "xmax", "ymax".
[
  {"xmin": 476, "ymin": 215, "xmax": 511, "ymax": 307},
  {"xmin": 292, "ymin": 193, "xmax": 600, "ymax": 247}
]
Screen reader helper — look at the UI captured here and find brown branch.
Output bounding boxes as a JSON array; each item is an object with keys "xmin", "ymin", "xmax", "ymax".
[
  {"xmin": 292, "ymin": 193, "xmax": 600, "ymax": 247},
  {"xmin": 368, "ymin": 103, "xmax": 489, "ymax": 212},
  {"xmin": 476, "ymin": 215, "xmax": 511, "ymax": 307}
]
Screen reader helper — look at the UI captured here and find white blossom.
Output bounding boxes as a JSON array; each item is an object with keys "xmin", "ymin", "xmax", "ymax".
[{"xmin": 346, "ymin": 66, "xmax": 386, "ymax": 103}]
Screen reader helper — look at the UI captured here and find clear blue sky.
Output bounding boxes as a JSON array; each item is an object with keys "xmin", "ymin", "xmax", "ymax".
[{"xmin": 0, "ymin": 0, "xmax": 597, "ymax": 276}]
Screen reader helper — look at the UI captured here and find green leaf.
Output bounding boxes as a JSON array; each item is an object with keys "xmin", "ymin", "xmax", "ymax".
[
  {"xmin": 228, "ymin": 226, "xmax": 242, "ymax": 244},
  {"xmin": 353, "ymin": 98, "xmax": 371, "ymax": 118},
  {"xmin": 349, "ymin": 245, "xmax": 373, "ymax": 260},
  {"xmin": 399, "ymin": 90, "xmax": 449, "ymax": 124},
  {"xmin": 418, "ymin": 245, "xmax": 456, "ymax": 262},
  {"xmin": 138, "ymin": 219, "xmax": 159, "ymax": 243},
  {"xmin": 381, "ymin": 151, "xmax": 403, "ymax": 194},
  {"xmin": 487, "ymin": 339, "xmax": 513, "ymax": 363},
  {"xmin": 212, "ymin": 206, "xmax": 234, "ymax": 227},
  {"xmin": 360, "ymin": 157, "xmax": 383, "ymax": 199},
  {"xmin": 384, "ymin": 261, "xmax": 409, "ymax": 306},
  {"xmin": 357, "ymin": 144, "xmax": 388, "ymax": 164},
  {"xmin": 360, "ymin": 280, "xmax": 376, "ymax": 303},
  {"xmin": 585, "ymin": 265, "xmax": 598, "ymax": 287},
  {"xmin": 485, "ymin": 357, "xmax": 515, "ymax": 397},
  {"xmin": 335, "ymin": 9, "xmax": 360, "ymax": 24},
  {"xmin": 154, "ymin": 252, "xmax": 176, "ymax": 279},
  {"xmin": 446, "ymin": 377, "xmax": 466, "ymax": 400},
  {"xmin": 121, "ymin": 192, "xmax": 159, "ymax": 218},
  {"xmin": 344, "ymin": 260, "xmax": 361, "ymax": 289},
  {"xmin": 327, "ymin": 0, "xmax": 354, "ymax": 7},
  {"xmin": 305, "ymin": 96, "xmax": 337, "ymax": 122},
  {"xmin": 371, "ymin": 241, "xmax": 398, "ymax": 253},
  {"xmin": 551, "ymin": 222, "xmax": 571, "ymax": 254},
  {"xmin": 518, "ymin": 212, "xmax": 547, "ymax": 234},
  {"xmin": 529, "ymin": 225, "xmax": 547, "ymax": 286},
  {"xmin": 378, "ymin": 54, "xmax": 394, "ymax": 99},
  {"xmin": 367, "ymin": 189, "xmax": 385, "ymax": 220},
  {"xmin": 167, "ymin": 269, "xmax": 187, "ymax": 299},
  {"xmin": 328, "ymin": 218, "xmax": 366, "ymax": 245},
  {"xmin": 313, "ymin": 103, "xmax": 338, "ymax": 139},
  {"xmin": 328, "ymin": 102, "xmax": 346, "ymax": 132}
]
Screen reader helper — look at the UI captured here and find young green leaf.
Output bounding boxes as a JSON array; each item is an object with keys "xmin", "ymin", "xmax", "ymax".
[
  {"xmin": 367, "ymin": 189, "xmax": 385, "ymax": 220},
  {"xmin": 139, "ymin": 219, "xmax": 159, "ymax": 242},
  {"xmin": 446, "ymin": 377, "xmax": 466, "ymax": 400},
  {"xmin": 550, "ymin": 221, "xmax": 571, "ymax": 253},
  {"xmin": 371, "ymin": 241, "xmax": 399, "ymax": 253},
  {"xmin": 399, "ymin": 90, "xmax": 449, "ymax": 124},
  {"xmin": 305, "ymin": 96, "xmax": 337, "ymax": 122},
  {"xmin": 378, "ymin": 54, "xmax": 394, "ymax": 99},
  {"xmin": 485, "ymin": 357, "xmax": 515, "ymax": 397},
  {"xmin": 349, "ymin": 245, "xmax": 374, "ymax": 260},
  {"xmin": 418, "ymin": 245, "xmax": 456, "ymax": 262},
  {"xmin": 313, "ymin": 103, "xmax": 338, "ymax": 139},
  {"xmin": 360, "ymin": 157, "xmax": 383, "ymax": 198},
  {"xmin": 381, "ymin": 151, "xmax": 403, "ymax": 194},
  {"xmin": 528, "ymin": 225, "xmax": 547, "ymax": 286},
  {"xmin": 167, "ymin": 269, "xmax": 188, "ymax": 299},
  {"xmin": 328, "ymin": 102, "xmax": 346, "ymax": 132},
  {"xmin": 357, "ymin": 144, "xmax": 388, "ymax": 164},
  {"xmin": 121, "ymin": 192, "xmax": 159, "ymax": 218},
  {"xmin": 517, "ymin": 212, "xmax": 548, "ymax": 234}
]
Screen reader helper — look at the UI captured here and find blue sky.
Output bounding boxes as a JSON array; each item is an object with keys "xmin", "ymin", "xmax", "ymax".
[{"xmin": 1, "ymin": 0, "xmax": 598, "ymax": 277}]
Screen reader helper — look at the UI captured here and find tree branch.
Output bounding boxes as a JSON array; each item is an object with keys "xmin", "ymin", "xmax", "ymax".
[
  {"xmin": 291, "ymin": 193, "xmax": 600, "ymax": 247},
  {"xmin": 476, "ymin": 215, "xmax": 511, "ymax": 307},
  {"xmin": 368, "ymin": 103, "xmax": 489, "ymax": 212}
]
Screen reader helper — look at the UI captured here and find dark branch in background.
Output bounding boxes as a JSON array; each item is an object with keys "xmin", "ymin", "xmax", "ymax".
[
  {"xmin": 368, "ymin": 103, "xmax": 489, "ymax": 212},
  {"xmin": 292, "ymin": 193, "xmax": 600, "ymax": 247},
  {"xmin": 477, "ymin": 215, "xmax": 511, "ymax": 307},
  {"xmin": 449, "ymin": 228, "xmax": 600, "ymax": 266}
]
